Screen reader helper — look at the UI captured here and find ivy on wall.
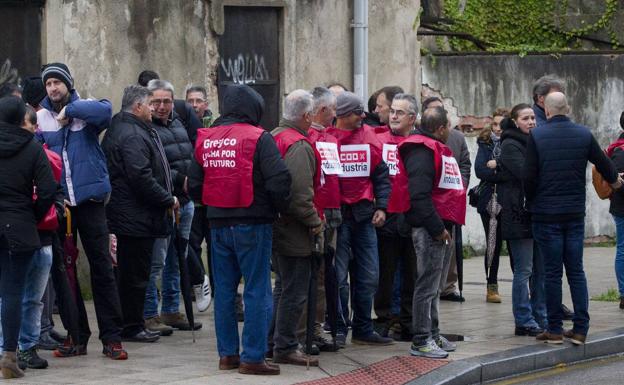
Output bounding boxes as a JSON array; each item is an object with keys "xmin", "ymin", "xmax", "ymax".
[{"xmin": 441, "ymin": 0, "xmax": 621, "ymax": 53}]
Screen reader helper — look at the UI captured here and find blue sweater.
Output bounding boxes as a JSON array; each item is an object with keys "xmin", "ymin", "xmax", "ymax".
[{"xmin": 37, "ymin": 91, "xmax": 112, "ymax": 205}]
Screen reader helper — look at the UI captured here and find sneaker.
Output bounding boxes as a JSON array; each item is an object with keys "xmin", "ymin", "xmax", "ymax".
[
  {"xmin": 17, "ymin": 347, "xmax": 48, "ymax": 369},
  {"xmin": 102, "ymin": 341, "xmax": 128, "ymax": 360},
  {"xmin": 53, "ymin": 338, "xmax": 87, "ymax": 358},
  {"xmin": 49, "ymin": 329, "xmax": 67, "ymax": 344},
  {"xmin": 37, "ymin": 332, "xmax": 60, "ymax": 350},
  {"xmin": 352, "ymin": 331, "xmax": 394, "ymax": 346},
  {"xmin": 410, "ymin": 339, "xmax": 449, "ymax": 359},
  {"xmin": 145, "ymin": 316, "xmax": 174, "ymax": 336},
  {"xmin": 440, "ymin": 292, "xmax": 465, "ymax": 302},
  {"xmin": 434, "ymin": 335, "xmax": 457, "ymax": 352},
  {"xmin": 563, "ymin": 329, "xmax": 587, "ymax": 345},
  {"xmin": 535, "ymin": 331, "xmax": 563, "ymax": 344},
  {"xmin": 194, "ymin": 275, "xmax": 212, "ymax": 312},
  {"xmin": 335, "ymin": 333, "xmax": 347, "ymax": 347},
  {"xmin": 515, "ymin": 326, "xmax": 544, "ymax": 337},
  {"xmin": 161, "ymin": 312, "xmax": 202, "ymax": 331}
]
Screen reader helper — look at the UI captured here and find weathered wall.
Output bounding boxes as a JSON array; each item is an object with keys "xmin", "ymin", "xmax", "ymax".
[
  {"xmin": 43, "ymin": 0, "xmax": 215, "ymax": 110},
  {"xmin": 422, "ymin": 53, "xmax": 624, "ymax": 250}
]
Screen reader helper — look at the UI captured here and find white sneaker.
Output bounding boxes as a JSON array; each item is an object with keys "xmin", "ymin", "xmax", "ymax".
[
  {"xmin": 194, "ymin": 275, "xmax": 212, "ymax": 312},
  {"xmin": 410, "ymin": 339, "xmax": 449, "ymax": 359}
]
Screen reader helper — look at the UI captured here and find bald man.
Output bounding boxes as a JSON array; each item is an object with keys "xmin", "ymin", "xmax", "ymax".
[{"xmin": 524, "ymin": 92, "xmax": 622, "ymax": 345}]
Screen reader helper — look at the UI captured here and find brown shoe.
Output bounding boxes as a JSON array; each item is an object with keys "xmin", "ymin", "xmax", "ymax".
[
  {"xmin": 273, "ymin": 350, "xmax": 319, "ymax": 367},
  {"xmin": 536, "ymin": 331, "xmax": 563, "ymax": 344},
  {"xmin": 563, "ymin": 330, "xmax": 586, "ymax": 345},
  {"xmin": 219, "ymin": 355, "xmax": 240, "ymax": 370},
  {"xmin": 238, "ymin": 360, "xmax": 280, "ymax": 375}
]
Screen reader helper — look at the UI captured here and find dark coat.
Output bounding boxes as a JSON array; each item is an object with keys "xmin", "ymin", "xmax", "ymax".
[
  {"xmin": 524, "ymin": 115, "xmax": 618, "ymax": 222},
  {"xmin": 188, "ymin": 84, "xmax": 291, "ymax": 227},
  {"xmin": 474, "ymin": 136, "xmax": 507, "ymax": 215},
  {"xmin": 499, "ymin": 127, "xmax": 531, "ymax": 240},
  {"xmin": 102, "ymin": 112, "xmax": 175, "ymax": 238},
  {"xmin": 152, "ymin": 111, "xmax": 194, "ymax": 206},
  {"xmin": 0, "ymin": 123, "xmax": 56, "ymax": 254}
]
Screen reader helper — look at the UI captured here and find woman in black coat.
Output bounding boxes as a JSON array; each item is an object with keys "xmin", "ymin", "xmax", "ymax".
[
  {"xmin": 0, "ymin": 96, "xmax": 56, "ymax": 378},
  {"xmin": 474, "ymin": 108, "xmax": 507, "ymax": 303},
  {"xmin": 499, "ymin": 103, "xmax": 546, "ymax": 337}
]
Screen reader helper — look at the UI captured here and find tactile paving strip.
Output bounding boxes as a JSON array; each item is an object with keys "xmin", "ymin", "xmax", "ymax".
[{"xmin": 297, "ymin": 356, "xmax": 449, "ymax": 385}]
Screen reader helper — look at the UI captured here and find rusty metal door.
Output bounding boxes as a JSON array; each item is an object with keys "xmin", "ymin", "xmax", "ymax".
[
  {"xmin": 0, "ymin": 0, "xmax": 44, "ymax": 85},
  {"xmin": 218, "ymin": 6, "xmax": 280, "ymax": 130}
]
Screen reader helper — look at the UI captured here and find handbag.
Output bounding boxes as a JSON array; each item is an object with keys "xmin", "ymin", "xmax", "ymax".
[{"xmin": 468, "ymin": 182, "xmax": 485, "ymax": 208}]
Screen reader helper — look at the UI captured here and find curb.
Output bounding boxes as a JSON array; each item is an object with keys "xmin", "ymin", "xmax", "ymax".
[{"xmin": 407, "ymin": 327, "xmax": 624, "ymax": 385}]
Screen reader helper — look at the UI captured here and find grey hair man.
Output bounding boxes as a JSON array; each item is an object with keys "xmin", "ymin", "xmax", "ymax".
[
  {"xmin": 102, "ymin": 85, "xmax": 177, "ymax": 344},
  {"xmin": 269, "ymin": 89, "xmax": 323, "ymax": 366},
  {"xmin": 532, "ymin": 75, "xmax": 565, "ymax": 126}
]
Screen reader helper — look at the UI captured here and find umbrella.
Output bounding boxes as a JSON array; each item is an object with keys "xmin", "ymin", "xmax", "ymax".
[
  {"xmin": 51, "ymin": 231, "xmax": 81, "ymax": 346},
  {"xmin": 63, "ymin": 208, "xmax": 80, "ymax": 302},
  {"xmin": 305, "ymin": 233, "xmax": 322, "ymax": 369},
  {"xmin": 175, "ymin": 210, "xmax": 196, "ymax": 343},
  {"xmin": 485, "ymin": 186, "xmax": 502, "ymax": 280},
  {"xmin": 323, "ymin": 243, "xmax": 340, "ymax": 351},
  {"xmin": 454, "ymin": 226, "xmax": 464, "ymax": 297}
]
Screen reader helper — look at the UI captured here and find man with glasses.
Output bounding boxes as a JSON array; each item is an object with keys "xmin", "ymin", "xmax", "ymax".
[
  {"xmin": 185, "ymin": 86, "xmax": 213, "ymax": 127},
  {"xmin": 328, "ymin": 92, "xmax": 392, "ymax": 346},
  {"xmin": 373, "ymin": 94, "xmax": 418, "ymax": 341},
  {"xmin": 143, "ymin": 79, "xmax": 201, "ymax": 335}
]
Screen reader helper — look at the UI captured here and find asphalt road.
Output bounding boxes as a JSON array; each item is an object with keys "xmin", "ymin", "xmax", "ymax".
[{"xmin": 494, "ymin": 355, "xmax": 624, "ymax": 385}]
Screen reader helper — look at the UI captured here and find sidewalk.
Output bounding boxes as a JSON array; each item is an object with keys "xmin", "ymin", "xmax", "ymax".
[{"xmin": 8, "ymin": 247, "xmax": 623, "ymax": 384}]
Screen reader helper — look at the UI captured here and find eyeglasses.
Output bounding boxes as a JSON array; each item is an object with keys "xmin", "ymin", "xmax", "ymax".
[
  {"xmin": 351, "ymin": 108, "xmax": 364, "ymax": 116},
  {"xmin": 187, "ymin": 98, "xmax": 206, "ymax": 104},
  {"xmin": 150, "ymin": 99, "xmax": 173, "ymax": 106},
  {"xmin": 390, "ymin": 109, "xmax": 413, "ymax": 118}
]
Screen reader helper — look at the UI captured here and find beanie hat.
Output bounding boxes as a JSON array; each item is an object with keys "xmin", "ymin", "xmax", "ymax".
[
  {"xmin": 21, "ymin": 76, "xmax": 47, "ymax": 107},
  {"xmin": 336, "ymin": 91, "xmax": 364, "ymax": 118},
  {"xmin": 41, "ymin": 62, "xmax": 73, "ymax": 90}
]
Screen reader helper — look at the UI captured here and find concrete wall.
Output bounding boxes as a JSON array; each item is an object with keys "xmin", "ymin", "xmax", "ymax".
[{"xmin": 422, "ymin": 53, "xmax": 624, "ymax": 250}]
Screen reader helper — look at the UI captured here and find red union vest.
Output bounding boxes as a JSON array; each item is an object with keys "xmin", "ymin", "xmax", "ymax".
[
  {"xmin": 328, "ymin": 124, "xmax": 382, "ymax": 205},
  {"xmin": 373, "ymin": 125, "xmax": 390, "ymax": 134},
  {"xmin": 308, "ymin": 127, "xmax": 341, "ymax": 209},
  {"xmin": 36, "ymin": 145, "xmax": 62, "ymax": 231},
  {"xmin": 388, "ymin": 134, "xmax": 466, "ymax": 225},
  {"xmin": 273, "ymin": 127, "xmax": 323, "ymax": 216},
  {"xmin": 376, "ymin": 130, "xmax": 407, "ymax": 180},
  {"xmin": 194, "ymin": 123, "xmax": 263, "ymax": 208}
]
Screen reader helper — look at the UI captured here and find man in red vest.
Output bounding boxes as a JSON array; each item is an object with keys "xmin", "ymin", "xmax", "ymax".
[
  {"xmin": 388, "ymin": 106, "xmax": 466, "ymax": 359},
  {"xmin": 373, "ymin": 93, "xmax": 418, "ymax": 341},
  {"xmin": 189, "ymin": 84, "xmax": 291, "ymax": 375},
  {"xmin": 329, "ymin": 92, "xmax": 392, "ymax": 346},
  {"xmin": 269, "ymin": 89, "xmax": 323, "ymax": 366}
]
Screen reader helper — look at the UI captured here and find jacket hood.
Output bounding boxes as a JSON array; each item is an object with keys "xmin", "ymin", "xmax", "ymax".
[
  {"xmin": 213, "ymin": 84, "xmax": 264, "ymax": 127},
  {"xmin": 0, "ymin": 123, "xmax": 34, "ymax": 158},
  {"xmin": 500, "ymin": 121, "xmax": 528, "ymax": 146}
]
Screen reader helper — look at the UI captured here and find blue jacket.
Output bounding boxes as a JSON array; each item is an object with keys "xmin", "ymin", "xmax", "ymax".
[
  {"xmin": 532, "ymin": 104, "xmax": 547, "ymax": 127},
  {"xmin": 37, "ymin": 91, "xmax": 112, "ymax": 205},
  {"xmin": 524, "ymin": 115, "xmax": 617, "ymax": 221}
]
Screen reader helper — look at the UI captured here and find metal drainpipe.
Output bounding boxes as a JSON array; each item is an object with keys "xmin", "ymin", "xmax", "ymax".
[{"xmin": 353, "ymin": 0, "xmax": 368, "ymax": 102}]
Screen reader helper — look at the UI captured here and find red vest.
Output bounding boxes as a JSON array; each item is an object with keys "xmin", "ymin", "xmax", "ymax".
[
  {"xmin": 388, "ymin": 134, "xmax": 466, "ymax": 225},
  {"xmin": 328, "ymin": 124, "xmax": 382, "ymax": 205},
  {"xmin": 273, "ymin": 127, "xmax": 323, "ymax": 216},
  {"xmin": 37, "ymin": 146, "xmax": 62, "ymax": 231},
  {"xmin": 373, "ymin": 125, "xmax": 390, "ymax": 134},
  {"xmin": 376, "ymin": 130, "xmax": 407, "ymax": 181},
  {"xmin": 308, "ymin": 127, "xmax": 341, "ymax": 209},
  {"xmin": 194, "ymin": 123, "xmax": 263, "ymax": 208}
]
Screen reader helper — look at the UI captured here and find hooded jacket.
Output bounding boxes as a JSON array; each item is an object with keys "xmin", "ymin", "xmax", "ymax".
[
  {"xmin": 189, "ymin": 84, "xmax": 291, "ymax": 227},
  {"xmin": 37, "ymin": 90, "xmax": 112, "ymax": 205},
  {"xmin": 0, "ymin": 123, "xmax": 56, "ymax": 254}
]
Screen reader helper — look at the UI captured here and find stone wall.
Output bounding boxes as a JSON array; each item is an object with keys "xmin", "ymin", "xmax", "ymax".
[{"xmin": 422, "ymin": 53, "xmax": 624, "ymax": 250}]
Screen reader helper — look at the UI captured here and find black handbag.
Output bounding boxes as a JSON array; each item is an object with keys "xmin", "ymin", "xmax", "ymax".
[{"xmin": 468, "ymin": 182, "xmax": 485, "ymax": 208}]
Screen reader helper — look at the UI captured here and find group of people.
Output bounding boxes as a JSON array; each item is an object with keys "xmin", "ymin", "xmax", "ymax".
[{"xmin": 0, "ymin": 64, "xmax": 621, "ymax": 379}]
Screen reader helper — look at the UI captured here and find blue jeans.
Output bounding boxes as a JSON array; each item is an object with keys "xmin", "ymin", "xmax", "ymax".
[
  {"xmin": 612, "ymin": 215, "xmax": 624, "ymax": 298},
  {"xmin": 211, "ymin": 224, "xmax": 273, "ymax": 364},
  {"xmin": 533, "ymin": 220, "xmax": 589, "ymax": 335},
  {"xmin": 335, "ymin": 218, "xmax": 379, "ymax": 338},
  {"xmin": 0, "ymin": 246, "xmax": 53, "ymax": 351},
  {"xmin": 509, "ymin": 239, "xmax": 546, "ymax": 329},
  {"xmin": 144, "ymin": 201, "xmax": 194, "ymax": 318}
]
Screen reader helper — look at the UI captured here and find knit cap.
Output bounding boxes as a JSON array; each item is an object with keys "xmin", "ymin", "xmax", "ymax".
[
  {"xmin": 336, "ymin": 92, "xmax": 364, "ymax": 118},
  {"xmin": 41, "ymin": 62, "xmax": 73, "ymax": 90}
]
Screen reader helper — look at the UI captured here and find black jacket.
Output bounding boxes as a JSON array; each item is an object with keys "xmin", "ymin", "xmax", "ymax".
[
  {"xmin": 102, "ymin": 112, "xmax": 175, "ymax": 238},
  {"xmin": 609, "ymin": 133, "xmax": 624, "ymax": 217},
  {"xmin": 173, "ymin": 99, "xmax": 202, "ymax": 146},
  {"xmin": 0, "ymin": 123, "xmax": 56, "ymax": 254},
  {"xmin": 401, "ymin": 130, "xmax": 450, "ymax": 237},
  {"xmin": 499, "ymin": 126, "xmax": 531, "ymax": 240},
  {"xmin": 189, "ymin": 84, "xmax": 291, "ymax": 227},
  {"xmin": 474, "ymin": 136, "xmax": 507, "ymax": 215},
  {"xmin": 152, "ymin": 111, "xmax": 194, "ymax": 206}
]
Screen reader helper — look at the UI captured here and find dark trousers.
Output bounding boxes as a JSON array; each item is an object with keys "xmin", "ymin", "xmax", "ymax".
[
  {"xmin": 0, "ymin": 249, "xmax": 34, "ymax": 352},
  {"xmin": 188, "ymin": 207, "xmax": 211, "ymax": 288},
  {"xmin": 116, "ymin": 235, "xmax": 155, "ymax": 337},
  {"xmin": 480, "ymin": 213, "xmax": 502, "ymax": 285},
  {"xmin": 66, "ymin": 201, "xmax": 123, "ymax": 343},
  {"xmin": 374, "ymin": 234, "xmax": 416, "ymax": 333},
  {"xmin": 269, "ymin": 254, "xmax": 312, "ymax": 356}
]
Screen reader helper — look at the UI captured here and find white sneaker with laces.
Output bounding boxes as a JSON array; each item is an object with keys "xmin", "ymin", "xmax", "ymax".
[{"xmin": 194, "ymin": 275, "xmax": 212, "ymax": 312}]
